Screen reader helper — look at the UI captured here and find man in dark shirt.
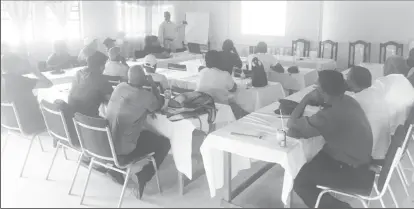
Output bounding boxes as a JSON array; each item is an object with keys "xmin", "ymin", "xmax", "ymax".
[
  {"xmin": 68, "ymin": 51, "xmax": 113, "ymax": 117},
  {"xmin": 1, "ymin": 54, "xmax": 53, "ymax": 134},
  {"xmin": 287, "ymin": 70, "xmax": 373, "ymax": 208},
  {"xmin": 219, "ymin": 39, "xmax": 243, "ymax": 74},
  {"xmin": 46, "ymin": 40, "xmax": 78, "ymax": 71}
]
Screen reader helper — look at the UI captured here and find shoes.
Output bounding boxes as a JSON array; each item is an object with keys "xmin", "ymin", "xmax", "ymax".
[
  {"xmin": 107, "ymin": 170, "xmax": 125, "ymax": 185},
  {"xmin": 132, "ymin": 174, "xmax": 146, "ymax": 199}
]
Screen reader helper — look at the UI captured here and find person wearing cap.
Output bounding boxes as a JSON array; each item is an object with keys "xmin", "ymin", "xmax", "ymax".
[
  {"xmin": 47, "ymin": 40, "xmax": 78, "ymax": 71},
  {"xmin": 158, "ymin": 11, "xmax": 187, "ymax": 51},
  {"xmin": 105, "ymin": 65, "xmax": 171, "ymax": 198},
  {"xmin": 103, "ymin": 47, "xmax": 129, "ymax": 80},
  {"xmin": 142, "ymin": 54, "xmax": 169, "ymax": 92},
  {"xmin": 103, "ymin": 37, "xmax": 129, "ymax": 66},
  {"xmin": 68, "ymin": 51, "xmax": 113, "ymax": 117}
]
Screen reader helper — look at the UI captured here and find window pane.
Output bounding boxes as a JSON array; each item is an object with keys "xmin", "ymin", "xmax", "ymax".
[{"xmin": 241, "ymin": 1, "xmax": 287, "ymax": 36}]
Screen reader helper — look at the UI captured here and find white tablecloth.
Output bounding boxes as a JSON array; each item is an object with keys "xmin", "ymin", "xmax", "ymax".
[
  {"xmin": 157, "ymin": 68, "xmax": 286, "ymax": 113},
  {"xmin": 275, "ymin": 55, "xmax": 337, "ymax": 71},
  {"xmin": 268, "ymin": 67, "xmax": 319, "ymax": 91},
  {"xmin": 127, "ymin": 51, "xmax": 203, "ymax": 68},
  {"xmin": 342, "ymin": 63, "xmax": 385, "ymax": 82},
  {"xmin": 26, "ymin": 67, "xmax": 82, "ymax": 85},
  {"xmin": 200, "ymin": 101, "xmax": 325, "ymax": 205},
  {"xmin": 36, "ymin": 83, "xmax": 236, "ymax": 180}
]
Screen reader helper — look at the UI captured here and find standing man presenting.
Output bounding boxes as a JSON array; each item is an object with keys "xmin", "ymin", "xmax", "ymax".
[{"xmin": 158, "ymin": 11, "xmax": 187, "ymax": 52}]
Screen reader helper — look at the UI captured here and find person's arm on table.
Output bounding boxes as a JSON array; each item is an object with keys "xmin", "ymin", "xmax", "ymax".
[{"xmin": 31, "ymin": 67, "xmax": 53, "ymax": 89}]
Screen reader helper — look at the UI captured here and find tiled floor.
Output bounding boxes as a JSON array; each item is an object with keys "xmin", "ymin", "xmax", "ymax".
[{"xmin": 1, "ymin": 132, "xmax": 413, "ymax": 208}]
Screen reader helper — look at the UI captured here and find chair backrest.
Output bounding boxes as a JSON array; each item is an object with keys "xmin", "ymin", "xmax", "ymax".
[
  {"xmin": 379, "ymin": 41, "xmax": 404, "ymax": 64},
  {"xmin": 39, "ymin": 100, "xmax": 73, "ymax": 146},
  {"xmin": 73, "ymin": 112, "xmax": 120, "ymax": 166},
  {"xmin": 377, "ymin": 125, "xmax": 409, "ymax": 192},
  {"xmin": 319, "ymin": 40, "xmax": 338, "ymax": 61},
  {"xmin": 188, "ymin": 42, "xmax": 202, "ymax": 54},
  {"xmin": 292, "ymin": 39, "xmax": 310, "ymax": 57},
  {"xmin": 167, "ymin": 63, "xmax": 187, "ymax": 71},
  {"xmin": 348, "ymin": 40, "xmax": 371, "ymax": 68},
  {"xmin": 1, "ymin": 102, "xmax": 22, "ymax": 133}
]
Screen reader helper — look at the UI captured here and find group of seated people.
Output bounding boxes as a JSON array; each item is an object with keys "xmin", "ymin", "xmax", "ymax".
[{"xmin": 1, "ymin": 35, "xmax": 414, "ymax": 207}]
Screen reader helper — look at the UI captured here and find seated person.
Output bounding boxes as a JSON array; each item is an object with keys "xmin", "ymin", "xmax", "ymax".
[
  {"xmin": 384, "ymin": 48, "xmax": 414, "ymax": 77},
  {"xmin": 105, "ymin": 65, "xmax": 171, "ymax": 198},
  {"xmin": 46, "ymin": 40, "xmax": 78, "ymax": 71},
  {"xmin": 248, "ymin": 42, "xmax": 278, "ymax": 76},
  {"xmin": 219, "ymin": 39, "xmax": 243, "ymax": 74},
  {"xmin": 103, "ymin": 38, "xmax": 128, "ymax": 67},
  {"xmin": 1, "ymin": 54, "xmax": 53, "ymax": 134},
  {"xmin": 196, "ymin": 50, "xmax": 237, "ymax": 104},
  {"xmin": 143, "ymin": 35, "xmax": 171, "ymax": 59},
  {"xmin": 68, "ymin": 51, "xmax": 113, "ymax": 117},
  {"xmin": 287, "ymin": 70, "xmax": 373, "ymax": 208},
  {"xmin": 346, "ymin": 66, "xmax": 390, "ymax": 159},
  {"xmin": 142, "ymin": 54, "xmax": 169, "ymax": 92},
  {"xmin": 77, "ymin": 38, "xmax": 108, "ymax": 66},
  {"xmin": 103, "ymin": 47, "xmax": 129, "ymax": 80}
]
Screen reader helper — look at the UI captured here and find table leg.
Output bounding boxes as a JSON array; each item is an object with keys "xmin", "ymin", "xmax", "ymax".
[
  {"xmin": 178, "ymin": 172, "xmax": 185, "ymax": 195},
  {"xmin": 284, "ymin": 190, "xmax": 292, "ymax": 208},
  {"xmin": 223, "ymin": 151, "xmax": 232, "ymax": 202}
]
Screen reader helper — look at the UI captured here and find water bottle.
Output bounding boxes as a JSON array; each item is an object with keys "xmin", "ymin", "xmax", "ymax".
[{"xmin": 277, "ymin": 129, "xmax": 287, "ymax": 147}]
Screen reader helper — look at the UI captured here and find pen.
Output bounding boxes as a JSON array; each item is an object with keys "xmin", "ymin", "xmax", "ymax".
[{"xmin": 231, "ymin": 132, "xmax": 262, "ymax": 139}]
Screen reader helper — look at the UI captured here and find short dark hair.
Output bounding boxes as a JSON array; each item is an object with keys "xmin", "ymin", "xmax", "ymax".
[
  {"xmin": 222, "ymin": 39, "xmax": 234, "ymax": 52},
  {"xmin": 205, "ymin": 50, "xmax": 221, "ymax": 69},
  {"xmin": 255, "ymin": 42, "xmax": 267, "ymax": 53},
  {"xmin": 86, "ymin": 52, "xmax": 108, "ymax": 69},
  {"xmin": 349, "ymin": 66, "xmax": 372, "ymax": 89},
  {"xmin": 318, "ymin": 70, "xmax": 347, "ymax": 96}
]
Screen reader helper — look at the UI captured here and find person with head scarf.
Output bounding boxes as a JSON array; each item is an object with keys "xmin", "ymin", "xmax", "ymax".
[
  {"xmin": 219, "ymin": 39, "xmax": 243, "ymax": 74},
  {"xmin": 288, "ymin": 70, "xmax": 373, "ymax": 209},
  {"xmin": 105, "ymin": 65, "xmax": 171, "ymax": 198},
  {"xmin": 158, "ymin": 11, "xmax": 187, "ymax": 51},
  {"xmin": 248, "ymin": 41, "xmax": 278, "ymax": 76},
  {"xmin": 142, "ymin": 54, "xmax": 169, "ymax": 92},
  {"xmin": 103, "ymin": 47, "xmax": 129, "ymax": 80},
  {"xmin": 68, "ymin": 52, "xmax": 113, "ymax": 117},
  {"xmin": 46, "ymin": 40, "xmax": 78, "ymax": 71}
]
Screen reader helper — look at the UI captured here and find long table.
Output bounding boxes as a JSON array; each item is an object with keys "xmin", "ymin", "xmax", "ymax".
[
  {"xmin": 240, "ymin": 55, "xmax": 337, "ymax": 71},
  {"xmin": 127, "ymin": 51, "xmax": 203, "ymax": 68}
]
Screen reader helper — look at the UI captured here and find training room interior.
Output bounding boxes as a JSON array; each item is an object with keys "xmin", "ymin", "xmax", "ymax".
[{"xmin": 1, "ymin": 0, "xmax": 414, "ymax": 208}]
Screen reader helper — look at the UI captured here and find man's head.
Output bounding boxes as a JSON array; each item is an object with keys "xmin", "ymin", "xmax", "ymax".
[
  {"xmin": 164, "ymin": 11, "xmax": 171, "ymax": 22},
  {"xmin": 407, "ymin": 48, "xmax": 414, "ymax": 68},
  {"xmin": 103, "ymin": 38, "xmax": 116, "ymax": 51},
  {"xmin": 205, "ymin": 50, "xmax": 221, "ymax": 69},
  {"xmin": 222, "ymin": 39, "xmax": 235, "ymax": 52},
  {"xmin": 143, "ymin": 54, "xmax": 157, "ymax": 73},
  {"xmin": 316, "ymin": 70, "xmax": 347, "ymax": 102},
  {"xmin": 86, "ymin": 52, "xmax": 108, "ymax": 74},
  {"xmin": 255, "ymin": 42, "xmax": 268, "ymax": 53},
  {"xmin": 346, "ymin": 66, "xmax": 372, "ymax": 93},
  {"xmin": 128, "ymin": 65, "xmax": 147, "ymax": 86},
  {"xmin": 108, "ymin": 47, "xmax": 121, "ymax": 62}
]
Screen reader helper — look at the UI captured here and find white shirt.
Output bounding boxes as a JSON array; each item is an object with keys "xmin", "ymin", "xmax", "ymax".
[
  {"xmin": 196, "ymin": 67, "xmax": 235, "ymax": 104},
  {"xmin": 104, "ymin": 61, "xmax": 128, "ymax": 79},
  {"xmin": 248, "ymin": 53, "xmax": 278, "ymax": 74},
  {"xmin": 158, "ymin": 21, "xmax": 185, "ymax": 49},
  {"xmin": 146, "ymin": 72, "xmax": 169, "ymax": 91}
]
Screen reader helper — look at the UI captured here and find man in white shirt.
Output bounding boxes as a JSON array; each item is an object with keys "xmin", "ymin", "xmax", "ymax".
[
  {"xmin": 158, "ymin": 11, "xmax": 187, "ymax": 51},
  {"xmin": 104, "ymin": 47, "xmax": 129, "ymax": 80},
  {"xmin": 196, "ymin": 50, "xmax": 237, "ymax": 104},
  {"xmin": 142, "ymin": 54, "xmax": 169, "ymax": 92},
  {"xmin": 248, "ymin": 42, "xmax": 277, "ymax": 76}
]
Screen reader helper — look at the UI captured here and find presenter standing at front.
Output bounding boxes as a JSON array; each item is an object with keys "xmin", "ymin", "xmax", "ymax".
[{"xmin": 158, "ymin": 11, "xmax": 187, "ymax": 52}]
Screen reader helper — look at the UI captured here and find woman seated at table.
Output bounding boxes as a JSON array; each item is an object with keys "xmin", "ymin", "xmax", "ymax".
[
  {"xmin": 142, "ymin": 54, "xmax": 169, "ymax": 93},
  {"xmin": 248, "ymin": 42, "xmax": 277, "ymax": 77},
  {"xmin": 47, "ymin": 40, "xmax": 78, "ymax": 71},
  {"xmin": 219, "ymin": 39, "xmax": 243, "ymax": 74},
  {"xmin": 143, "ymin": 35, "xmax": 171, "ymax": 59},
  {"xmin": 103, "ymin": 47, "xmax": 129, "ymax": 81}
]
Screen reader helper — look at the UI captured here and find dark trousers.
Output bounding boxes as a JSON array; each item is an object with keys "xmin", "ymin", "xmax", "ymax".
[
  {"xmin": 118, "ymin": 130, "xmax": 171, "ymax": 184},
  {"xmin": 293, "ymin": 151, "xmax": 373, "ymax": 208}
]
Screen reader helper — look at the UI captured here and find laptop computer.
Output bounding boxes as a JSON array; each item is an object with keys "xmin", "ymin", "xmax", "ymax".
[{"xmin": 188, "ymin": 42, "xmax": 202, "ymax": 54}]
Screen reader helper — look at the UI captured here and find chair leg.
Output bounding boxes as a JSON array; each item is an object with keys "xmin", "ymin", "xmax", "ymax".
[
  {"xmin": 80, "ymin": 158, "xmax": 94, "ymax": 205},
  {"xmin": 68, "ymin": 152, "xmax": 83, "ymax": 195},
  {"xmin": 387, "ymin": 185, "xmax": 399, "ymax": 208},
  {"xmin": 150, "ymin": 156, "xmax": 162, "ymax": 194},
  {"xmin": 406, "ymin": 150, "xmax": 414, "ymax": 168},
  {"xmin": 373, "ymin": 183, "xmax": 385, "ymax": 208},
  {"xmin": 63, "ymin": 147, "xmax": 68, "ymax": 160},
  {"xmin": 357, "ymin": 198, "xmax": 369, "ymax": 208},
  {"xmin": 37, "ymin": 135, "xmax": 45, "ymax": 152},
  {"xmin": 118, "ymin": 168, "xmax": 132, "ymax": 208},
  {"xmin": 314, "ymin": 190, "xmax": 330, "ymax": 208},
  {"xmin": 1, "ymin": 132, "xmax": 9, "ymax": 157},
  {"xmin": 46, "ymin": 144, "xmax": 61, "ymax": 180},
  {"xmin": 20, "ymin": 135, "xmax": 36, "ymax": 177},
  {"xmin": 396, "ymin": 163, "xmax": 410, "ymax": 196}
]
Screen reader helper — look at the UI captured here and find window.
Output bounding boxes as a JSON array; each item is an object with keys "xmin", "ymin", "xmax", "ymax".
[
  {"xmin": 44, "ymin": 1, "xmax": 81, "ymax": 41},
  {"xmin": 151, "ymin": 5, "xmax": 174, "ymax": 36},
  {"xmin": 118, "ymin": 2, "xmax": 146, "ymax": 37},
  {"xmin": 241, "ymin": 1, "xmax": 287, "ymax": 36},
  {"xmin": 1, "ymin": 1, "xmax": 34, "ymax": 45}
]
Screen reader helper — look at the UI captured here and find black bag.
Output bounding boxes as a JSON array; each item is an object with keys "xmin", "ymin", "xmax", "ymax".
[
  {"xmin": 166, "ymin": 91, "xmax": 217, "ymax": 126},
  {"xmin": 250, "ymin": 57, "xmax": 268, "ymax": 87},
  {"xmin": 271, "ymin": 63, "xmax": 285, "ymax": 73},
  {"xmin": 274, "ymin": 99, "xmax": 299, "ymax": 116},
  {"xmin": 287, "ymin": 66, "xmax": 299, "ymax": 74}
]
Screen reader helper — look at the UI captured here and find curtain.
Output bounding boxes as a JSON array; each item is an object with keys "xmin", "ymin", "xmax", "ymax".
[
  {"xmin": 46, "ymin": 1, "xmax": 74, "ymax": 27},
  {"xmin": 3, "ymin": 1, "xmax": 32, "ymax": 39}
]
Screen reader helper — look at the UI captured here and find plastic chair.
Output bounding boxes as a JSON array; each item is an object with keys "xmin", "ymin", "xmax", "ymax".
[
  {"xmin": 71, "ymin": 113, "xmax": 161, "ymax": 208},
  {"xmin": 319, "ymin": 40, "xmax": 338, "ymax": 61},
  {"xmin": 348, "ymin": 40, "xmax": 371, "ymax": 68},
  {"xmin": 292, "ymin": 39, "xmax": 310, "ymax": 57},
  {"xmin": 315, "ymin": 124, "xmax": 411, "ymax": 208},
  {"xmin": 1, "ymin": 102, "xmax": 46, "ymax": 177},
  {"xmin": 39, "ymin": 100, "xmax": 82, "ymax": 180},
  {"xmin": 379, "ymin": 41, "xmax": 404, "ymax": 63}
]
